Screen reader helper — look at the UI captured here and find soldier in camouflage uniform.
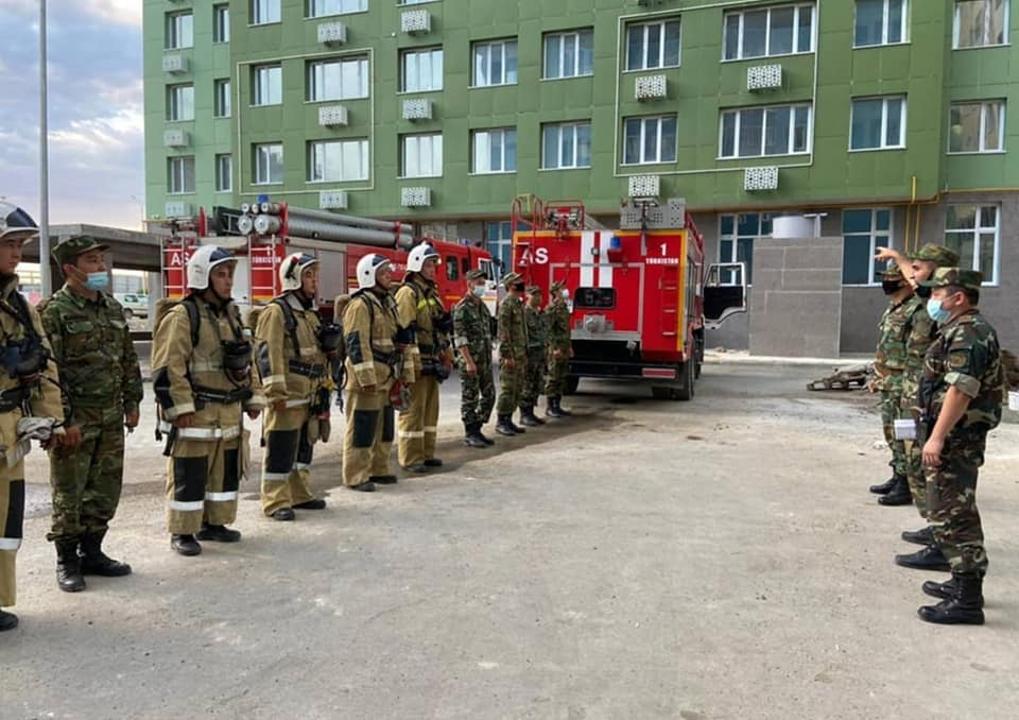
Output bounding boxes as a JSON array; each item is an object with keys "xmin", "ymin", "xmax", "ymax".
[
  {"xmin": 544, "ymin": 280, "xmax": 573, "ymax": 418},
  {"xmin": 908, "ymin": 268, "xmax": 1002, "ymax": 625},
  {"xmin": 42, "ymin": 236, "xmax": 142, "ymax": 593},
  {"xmin": 495, "ymin": 272, "xmax": 528, "ymax": 437},
  {"xmin": 519, "ymin": 285, "xmax": 547, "ymax": 427},
  {"xmin": 453, "ymin": 270, "xmax": 495, "ymax": 449}
]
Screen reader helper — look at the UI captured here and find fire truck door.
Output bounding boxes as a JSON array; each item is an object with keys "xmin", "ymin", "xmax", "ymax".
[{"xmin": 704, "ymin": 262, "xmax": 748, "ymax": 330}]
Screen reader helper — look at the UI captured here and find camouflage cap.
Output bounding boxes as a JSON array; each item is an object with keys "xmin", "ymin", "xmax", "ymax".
[
  {"xmin": 526, "ymin": 284, "xmax": 542, "ymax": 293},
  {"xmin": 550, "ymin": 280, "xmax": 566, "ymax": 292},
  {"xmin": 881, "ymin": 266, "xmax": 904, "ymax": 280},
  {"xmin": 909, "ymin": 243, "xmax": 960, "ymax": 267},
  {"xmin": 919, "ymin": 267, "xmax": 983, "ymax": 292},
  {"xmin": 501, "ymin": 271, "xmax": 522, "ymax": 288},
  {"xmin": 52, "ymin": 235, "xmax": 109, "ymax": 266},
  {"xmin": 465, "ymin": 269, "xmax": 486, "ymax": 281}
]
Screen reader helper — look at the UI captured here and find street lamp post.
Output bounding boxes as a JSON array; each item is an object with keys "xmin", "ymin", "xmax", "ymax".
[{"xmin": 39, "ymin": 0, "xmax": 51, "ymax": 296}]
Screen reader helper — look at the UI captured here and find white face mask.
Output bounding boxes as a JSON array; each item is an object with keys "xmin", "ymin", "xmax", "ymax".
[
  {"xmin": 561, "ymin": 290, "xmax": 569, "ymax": 299},
  {"xmin": 471, "ymin": 284, "xmax": 486, "ymax": 298}
]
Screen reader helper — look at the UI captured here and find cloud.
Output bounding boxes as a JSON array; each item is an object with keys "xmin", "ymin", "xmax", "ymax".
[
  {"xmin": 78, "ymin": 0, "xmax": 142, "ymax": 27},
  {"xmin": 1, "ymin": 0, "xmax": 141, "ymax": 26}
]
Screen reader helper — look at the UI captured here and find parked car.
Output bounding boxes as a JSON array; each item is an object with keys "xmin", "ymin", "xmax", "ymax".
[{"xmin": 114, "ymin": 293, "xmax": 149, "ymax": 319}]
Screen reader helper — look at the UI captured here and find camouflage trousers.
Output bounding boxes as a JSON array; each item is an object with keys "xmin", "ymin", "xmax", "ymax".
[
  {"xmin": 879, "ymin": 383, "xmax": 907, "ymax": 477},
  {"xmin": 459, "ymin": 362, "xmax": 495, "ymax": 427},
  {"xmin": 925, "ymin": 429, "xmax": 988, "ymax": 578},
  {"xmin": 544, "ymin": 349, "xmax": 569, "ymax": 397},
  {"xmin": 900, "ymin": 375, "xmax": 927, "ymax": 517},
  {"xmin": 47, "ymin": 405, "xmax": 125, "ymax": 544},
  {"xmin": 521, "ymin": 348, "xmax": 546, "ymax": 408},
  {"xmin": 496, "ymin": 355, "xmax": 526, "ymax": 415}
]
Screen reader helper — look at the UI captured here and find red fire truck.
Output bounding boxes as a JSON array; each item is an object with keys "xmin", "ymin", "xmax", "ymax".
[{"xmin": 512, "ymin": 195, "xmax": 746, "ymax": 400}]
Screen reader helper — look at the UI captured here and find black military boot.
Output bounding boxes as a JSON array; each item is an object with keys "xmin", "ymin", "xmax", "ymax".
[
  {"xmin": 556, "ymin": 397, "xmax": 573, "ymax": 416},
  {"xmin": 171, "ymin": 534, "xmax": 202, "ymax": 556},
  {"xmin": 496, "ymin": 415, "xmax": 517, "ymax": 437},
  {"xmin": 79, "ymin": 531, "xmax": 132, "ymax": 577},
  {"xmin": 895, "ymin": 544, "xmax": 951, "ymax": 572},
  {"xmin": 477, "ymin": 423, "xmax": 495, "ymax": 446},
  {"xmin": 878, "ymin": 476, "xmax": 912, "ymax": 506},
  {"xmin": 369, "ymin": 475, "xmax": 398, "ymax": 485},
  {"xmin": 197, "ymin": 524, "xmax": 242, "ymax": 542},
  {"xmin": 424, "ymin": 458, "xmax": 443, "ymax": 468},
  {"xmin": 922, "ymin": 575, "xmax": 986, "ymax": 607},
  {"xmin": 56, "ymin": 541, "xmax": 86, "ymax": 592},
  {"xmin": 294, "ymin": 499, "xmax": 327, "ymax": 510},
  {"xmin": 0, "ymin": 609, "xmax": 18, "ymax": 632},
  {"xmin": 519, "ymin": 406, "xmax": 543, "ymax": 427},
  {"xmin": 269, "ymin": 508, "xmax": 295, "ymax": 522},
  {"xmin": 869, "ymin": 475, "xmax": 900, "ymax": 495},
  {"xmin": 464, "ymin": 424, "xmax": 488, "ymax": 448},
  {"xmin": 918, "ymin": 574, "xmax": 985, "ymax": 625},
  {"xmin": 545, "ymin": 397, "xmax": 566, "ymax": 418},
  {"xmin": 902, "ymin": 526, "xmax": 935, "ymax": 546}
]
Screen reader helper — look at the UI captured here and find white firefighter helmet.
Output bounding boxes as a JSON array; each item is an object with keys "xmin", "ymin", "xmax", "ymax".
[
  {"xmin": 187, "ymin": 245, "xmax": 237, "ymax": 290},
  {"xmin": 406, "ymin": 243, "xmax": 440, "ymax": 273},
  {"xmin": 280, "ymin": 252, "xmax": 319, "ymax": 292},
  {"xmin": 356, "ymin": 253, "xmax": 391, "ymax": 290},
  {"xmin": 0, "ymin": 203, "xmax": 39, "ymax": 241}
]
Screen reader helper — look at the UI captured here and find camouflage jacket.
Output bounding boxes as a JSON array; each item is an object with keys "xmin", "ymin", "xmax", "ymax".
[
  {"xmin": 921, "ymin": 310, "xmax": 1005, "ymax": 433},
  {"xmin": 40, "ymin": 285, "xmax": 143, "ymax": 423},
  {"xmin": 524, "ymin": 305, "xmax": 547, "ymax": 351},
  {"xmin": 453, "ymin": 295, "xmax": 493, "ymax": 368},
  {"xmin": 545, "ymin": 298, "xmax": 570, "ymax": 351},
  {"xmin": 873, "ymin": 296, "xmax": 911, "ymax": 387},
  {"xmin": 901, "ymin": 296, "xmax": 937, "ymax": 405},
  {"xmin": 497, "ymin": 295, "xmax": 527, "ymax": 360}
]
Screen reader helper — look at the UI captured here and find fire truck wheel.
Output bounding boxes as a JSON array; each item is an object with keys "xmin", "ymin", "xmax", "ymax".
[
  {"xmin": 564, "ymin": 376, "xmax": 580, "ymax": 396},
  {"xmin": 675, "ymin": 360, "xmax": 695, "ymax": 401}
]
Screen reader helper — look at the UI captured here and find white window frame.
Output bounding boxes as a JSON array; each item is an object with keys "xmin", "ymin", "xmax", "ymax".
[
  {"xmin": 944, "ymin": 204, "xmax": 1000, "ymax": 285},
  {"xmin": 252, "ymin": 64, "xmax": 283, "ymax": 106},
  {"xmin": 472, "ymin": 39, "xmax": 518, "ymax": 88},
  {"xmin": 307, "ymin": 56, "xmax": 370, "ymax": 102},
  {"xmin": 849, "ymin": 95, "xmax": 907, "ymax": 151},
  {"xmin": 214, "ymin": 79, "xmax": 232, "ymax": 118},
  {"xmin": 622, "ymin": 115, "xmax": 678, "ymax": 166},
  {"xmin": 215, "ymin": 154, "xmax": 233, "ymax": 193},
  {"xmin": 400, "ymin": 47, "xmax": 444, "ymax": 93},
  {"xmin": 167, "ymin": 84, "xmax": 194, "ymax": 122},
  {"xmin": 723, "ymin": 3, "xmax": 815, "ymax": 61},
  {"xmin": 307, "ymin": 0, "xmax": 367, "ymax": 18},
  {"xmin": 213, "ymin": 4, "xmax": 230, "ymax": 43},
  {"xmin": 400, "ymin": 133, "xmax": 443, "ymax": 178},
  {"xmin": 718, "ymin": 103, "xmax": 812, "ymax": 159},
  {"xmin": 718, "ymin": 213, "xmax": 772, "ymax": 286},
  {"xmin": 307, "ymin": 139, "xmax": 370, "ymax": 182},
  {"xmin": 251, "ymin": 0, "xmax": 282, "ymax": 26},
  {"xmin": 471, "ymin": 128, "xmax": 517, "ymax": 175},
  {"xmin": 167, "ymin": 156, "xmax": 195, "ymax": 195},
  {"xmin": 841, "ymin": 208, "xmax": 894, "ymax": 286},
  {"xmin": 543, "ymin": 29, "xmax": 595, "ymax": 80},
  {"xmin": 853, "ymin": 0, "xmax": 908, "ymax": 48},
  {"xmin": 948, "ymin": 100, "xmax": 1006, "ymax": 154},
  {"xmin": 253, "ymin": 143, "xmax": 285, "ymax": 185},
  {"xmin": 165, "ymin": 11, "xmax": 193, "ymax": 49},
  {"xmin": 952, "ymin": 0, "xmax": 1009, "ymax": 49},
  {"xmin": 625, "ymin": 18, "xmax": 682, "ymax": 71},
  {"xmin": 541, "ymin": 121, "xmax": 593, "ymax": 170},
  {"xmin": 398, "ymin": 0, "xmax": 435, "ymax": 4}
]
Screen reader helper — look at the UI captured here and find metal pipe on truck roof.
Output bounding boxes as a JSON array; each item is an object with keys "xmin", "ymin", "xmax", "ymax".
[
  {"xmin": 261, "ymin": 203, "xmax": 415, "ymax": 239},
  {"xmin": 283, "ymin": 216, "xmax": 412, "ymax": 248}
]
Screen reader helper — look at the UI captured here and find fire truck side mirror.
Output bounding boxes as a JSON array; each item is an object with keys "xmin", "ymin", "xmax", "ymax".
[{"xmin": 703, "ymin": 262, "xmax": 748, "ymax": 330}]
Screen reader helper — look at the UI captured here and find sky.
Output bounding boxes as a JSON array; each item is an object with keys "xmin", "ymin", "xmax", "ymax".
[{"xmin": 0, "ymin": 0, "xmax": 144, "ymax": 230}]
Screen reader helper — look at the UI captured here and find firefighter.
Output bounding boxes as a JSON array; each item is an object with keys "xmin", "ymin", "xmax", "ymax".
[
  {"xmin": 342, "ymin": 254, "xmax": 413, "ymax": 492},
  {"xmin": 395, "ymin": 243, "xmax": 453, "ymax": 473},
  {"xmin": 495, "ymin": 272, "xmax": 528, "ymax": 436},
  {"xmin": 453, "ymin": 269, "xmax": 496, "ymax": 448},
  {"xmin": 0, "ymin": 203, "xmax": 68, "ymax": 632},
  {"xmin": 152, "ymin": 245, "xmax": 265, "ymax": 556},
  {"xmin": 544, "ymin": 280, "xmax": 573, "ymax": 417},
  {"xmin": 255, "ymin": 252, "xmax": 337, "ymax": 522},
  {"xmin": 519, "ymin": 285, "xmax": 547, "ymax": 427}
]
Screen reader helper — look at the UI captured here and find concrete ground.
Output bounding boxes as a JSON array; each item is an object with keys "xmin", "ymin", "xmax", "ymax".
[{"xmin": 3, "ymin": 362, "xmax": 1019, "ymax": 720}]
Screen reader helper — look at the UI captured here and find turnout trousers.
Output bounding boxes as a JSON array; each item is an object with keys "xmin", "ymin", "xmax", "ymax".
[
  {"xmin": 0, "ymin": 456, "xmax": 25, "ymax": 608},
  {"xmin": 398, "ymin": 374, "xmax": 439, "ymax": 467},
  {"xmin": 343, "ymin": 386, "xmax": 395, "ymax": 487},
  {"xmin": 260, "ymin": 404, "xmax": 316, "ymax": 515}
]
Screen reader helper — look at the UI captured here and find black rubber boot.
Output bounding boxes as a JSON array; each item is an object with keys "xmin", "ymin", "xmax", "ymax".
[
  {"xmin": 519, "ymin": 406, "xmax": 543, "ymax": 427},
  {"xmin": 918, "ymin": 574, "xmax": 985, "ymax": 625},
  {"xmin": 370, "ymin": 475, "xmax": 398, "ymax": 485},
  {"xmin": 404, "ymin": 463, "xmax": 429, "ymax": 474},
  {"xmin": 0, "ymin": 609, "xmax": 18, "ymax": 632},
  {"xmin": 424, "ymin": 458, "xmax": 443, "ymax": 467},
  {"xmin": 545, "ymin": 397, "xmax": 566, "ymax": 418},
  {"xmin": 922, "ymin": 576, "xmax": 986, "ymax": 607},
  {"xmin": 878, "ymin": 476, "xmax": 913, "ymax": 506},
  {"xmin": 902, "ymin": 526, "xmax": 935, "ymax": 546},
  {"xmin": 869, "ymin": 475, "xmax": 900, "ymax": 495},
  {"xmin": 196, "ymin": 524, "xmax": 241, "ymax": 543},
  {"xmin": 269, "ymin": 508, "xmax": 296, "ymax": 522},
  {"xmin": 79, "ymin": 531, "xmax": 132, "ymax": 577},
  {"xmin": 348, "ymin": 481, "xmax": 376, "ymax": 492},
  {"xmin": 171, "ymin": 534, "xmax": 202, "ymax": 556},
  {"xmin": 477, "ymin": 427, "xmax": 495, "ymax": 446},
  {"xmin": 464, "ymin": 424, "xmax": 488, "ymax": 448},
  {"xmin": 496, "ymin": 415, "xmax": 517, "ymax": 437},
  {"xmin": 895, "ymin": 545, "xmax": 951, "ymax": 572},
  {"xmin": 293, "ymin": 499, "xmax": 327, "ymax": 510},
  {"xmin": 56, "ymin": 540, "xmax": 86, "ymax": 593}
]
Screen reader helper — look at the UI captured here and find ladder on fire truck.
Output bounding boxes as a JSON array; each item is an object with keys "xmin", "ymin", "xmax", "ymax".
[{"xmin": 159, "ymin": 209, "xmax": 207, "ymax": 300}]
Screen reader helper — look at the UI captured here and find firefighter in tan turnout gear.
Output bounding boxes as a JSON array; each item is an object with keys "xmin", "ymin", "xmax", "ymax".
[
  {"xmin": 395, "ymin": 243, "xmax": 453, "ymax": 474},
  {"xmin": 256, "ymin": 253, "xmax": 340, "ymax": 522},
  {"xmin": 342, "ymin": 254, "xmax": 413, "ymax": 491},
  {"xmin": 152, "ymin": 246, "xmax": 265, "ymax": 556},
  {"xmin": 0, "ymin": 204, "xmax": 68, "ymax": 633}
]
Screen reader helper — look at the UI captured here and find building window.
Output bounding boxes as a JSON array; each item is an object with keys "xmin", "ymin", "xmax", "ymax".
[
  {"xmin": 542, "ymin": 121, "xmax": 592, "ymax": 169},
  {"xmin": 719, "ymin": 213, "xmax": 772, "ymax": 285},
  {"xmin": 544, "ymin": 29, "xmax": 594, "ymax": 79},
  {"xmin": 626, "ymin": 19, "xmax": 681, "ymax": 71},
  {"xmin": 472, "ymin": 39, "xmax": 518, "ymax": 87},
  {"xmin": 400, "ymin": 47, "xmax": 443, "ymax": 93},
  {"xmin": 949, "ymin": 100, "xmax": 1005, "ymax": 153},
  {"xmin": 471, "ymin": 128, "xmax": 517, "ymax": 174},
  {"xmin": 214, "ymin": 79, "xmax": 232, "ymax": 118},
  {"xmin": 167, "ymin": 84, "xmax": 194, "ymax": 122},
  {"xmin": 213, "ymin": 4, "xmax": 230, "ymax": 43},
  {"xmin": 307, "ymin": 56, "xmax": 369, "ymax": 101},
  {"xmin": 723, "ymin": 3, "xmax": 815, "ymax": 60},
  {"xmin": 842, "ymin": 209, "xmax": 892, "ymax": 285},
  {"xmin": 215, "ymin": 154, "xmax": 233, "ymax": 193},
  {"xmin": 623, "ymin": 115, "xmax": 677, "ymax": 165},
  {"xmin": 850, "ymin": 96, "xmax": 906, "ymax": 150},
  {"xmin": 308, "ymin": 139, "xmax": 370, "ymax": 182},
  {"xmin": 854, "ymin": 0, "xmax": 907, "ymax": 47},
  {"xmin": 167, "ymin": 157, "xmax": 195, "ymax": 194},
  {"xmin": 165, "ymin": 11, "xmax": 193, "ymax": 49},
  {"xmin": 720, "ymin": 103, "xmax": 811, "ymax": 158},
  {"xmin": 953, "ymin": 0, "xmax": 1007, "ymax": 48},
  {"xmin": 254, "ymin": 143, "xmax": 284, "ymax": 184},
  {"xmin": 252, "ymin": 64, "xmax": 283, "ymax": 106},
  {"xmin": 944, "ymin": 205, "xmax": 999, "ymax": 284},
  {"xmin": 251, "ymin": 0, "xmax": 281, "ymax": 25},
  {"xmin": 400, "ymin": 133, "xmax": 443, "ymax": 178},
  {"xmin": 308, "ymin": 0, "xmax": 367, "ymax": 17},
  {"xmin": 485, "ymin": 220, "xmax": 513, "ymax": 269}
]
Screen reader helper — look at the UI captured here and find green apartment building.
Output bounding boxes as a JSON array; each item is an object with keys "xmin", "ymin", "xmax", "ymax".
[{"xmin": 144, "ymin": 0, "xmax": 1019, "ymax": 351}]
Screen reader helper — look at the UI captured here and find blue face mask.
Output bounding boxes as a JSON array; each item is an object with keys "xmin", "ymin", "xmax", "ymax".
[
  {"xmin": 926, "ymin": 298, "xmax": 951, "ymax": 324},
  {"xmin": 85, "ymin": 272, "xmax": 109, "ymax": 291}
]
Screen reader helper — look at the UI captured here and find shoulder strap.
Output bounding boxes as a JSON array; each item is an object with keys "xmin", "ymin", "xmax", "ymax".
[
  {"xmin": 179, "ymin": 296, "xmax": 201, "ymax": 347},
  {"xmin": 272, "ymin": 296, "xmax": 302, "ymax": 354}
]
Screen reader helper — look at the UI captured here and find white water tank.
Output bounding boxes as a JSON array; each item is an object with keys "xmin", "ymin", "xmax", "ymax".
[{"xmin": 771, "ymin": 214, "xmax": 817, "ymax": 239}]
